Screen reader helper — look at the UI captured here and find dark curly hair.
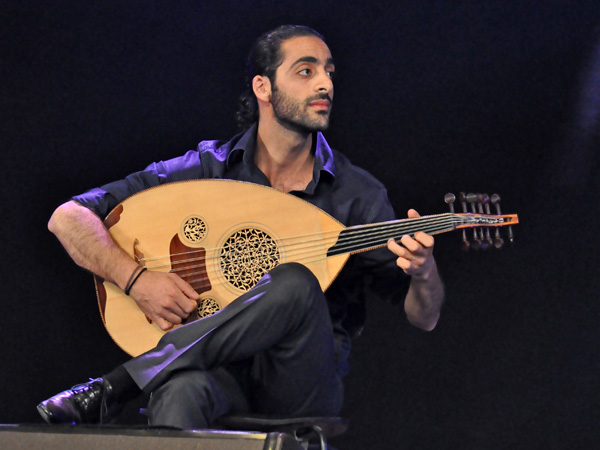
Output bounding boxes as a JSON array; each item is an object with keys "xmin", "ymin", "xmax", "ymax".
[{"xmin": 235, "ymin": 25, "xmax": 326, "ymax": 131}]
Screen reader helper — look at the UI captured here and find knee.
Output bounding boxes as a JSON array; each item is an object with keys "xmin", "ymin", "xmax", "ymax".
[
  {"xmin": 267, "ymin": 263, "xmax": 325, "ymax": 310},
  {"xmin": 270, "ymin": 262, "xmax": 320, "ymax": 292}
]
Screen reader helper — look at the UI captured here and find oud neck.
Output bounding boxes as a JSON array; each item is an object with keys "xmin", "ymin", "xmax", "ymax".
[{"xmin": 326, "ymin": 212, "xmax": 516, "ymax": 257}]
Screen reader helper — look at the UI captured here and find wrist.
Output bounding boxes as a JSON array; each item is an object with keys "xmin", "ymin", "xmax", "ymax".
[
  {"xmin": 411, "ymin": 260, "xmax": 436, "ymax": 282},
  {"xmin": 123, "ymin": 265, "xmax": 146, "ymax": 295}
]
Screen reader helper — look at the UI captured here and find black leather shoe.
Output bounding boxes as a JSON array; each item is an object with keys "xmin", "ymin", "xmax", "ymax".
[{"xmin": 37, "ymin": 378, "xmax": 122, "ymax": 424}]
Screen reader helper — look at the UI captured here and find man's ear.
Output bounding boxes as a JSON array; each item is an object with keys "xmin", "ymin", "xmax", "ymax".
[{"xmin": 252, "ymin": 75, "xmax": 271, "ymax": 102}]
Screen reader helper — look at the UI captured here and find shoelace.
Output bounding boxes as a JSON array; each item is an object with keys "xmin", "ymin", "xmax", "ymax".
[{"xmin": 69, "ymin": 378, "xmax": 106, "ymax": 423}]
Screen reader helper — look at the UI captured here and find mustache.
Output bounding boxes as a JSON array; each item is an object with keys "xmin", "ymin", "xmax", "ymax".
[{"xmin": 306, "ymin": 93, "xmax": 332, "ymax": 104}]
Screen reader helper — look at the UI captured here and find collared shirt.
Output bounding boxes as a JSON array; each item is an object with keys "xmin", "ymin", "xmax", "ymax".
[{"xmin": 74, "ymin": 124, "xmax": 408, "ymax": 342}]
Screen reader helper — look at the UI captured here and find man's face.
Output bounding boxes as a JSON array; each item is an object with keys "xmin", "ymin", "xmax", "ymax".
[{"xmin": 270, "ymin": 35, "xmax": 335, "ymax": 134}]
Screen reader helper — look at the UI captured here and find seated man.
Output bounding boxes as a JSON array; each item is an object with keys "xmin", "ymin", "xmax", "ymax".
[{"xmin": 37, "ymin": 24, "xmax": 445, "ymax": 428}]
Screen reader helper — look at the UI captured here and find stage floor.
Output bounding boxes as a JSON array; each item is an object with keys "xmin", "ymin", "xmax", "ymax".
[{"xmin": 0, "ymin": 423, "xmax": 302, "ymax": 449}]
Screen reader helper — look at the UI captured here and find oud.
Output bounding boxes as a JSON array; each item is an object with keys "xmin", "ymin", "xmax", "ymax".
[{"xmin": 94, "ymin": 180, "xmax": 518, "ymax": 356}]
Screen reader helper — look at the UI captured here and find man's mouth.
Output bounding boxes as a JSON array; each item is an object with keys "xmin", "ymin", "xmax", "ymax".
[{"xmin": 309, "ymin": 100, "xmax": 331, "ymax": 110}]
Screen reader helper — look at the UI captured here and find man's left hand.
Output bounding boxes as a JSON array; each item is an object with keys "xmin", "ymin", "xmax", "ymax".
[{"xmin": 387, "ymin": 209, "xmax": 436, "ymax": 280}]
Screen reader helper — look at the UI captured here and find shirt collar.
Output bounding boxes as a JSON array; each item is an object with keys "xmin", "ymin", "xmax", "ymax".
[
  {"xmin": 226, "ymin": 123, "xmax": 337, "ymax": 188},
  {"xmin": 314, "ymin": 130, "xmax": 336, "ymax": 179},
  {"xmin": 226, "ymin": 123, "xmax": 257, "ymax": 167}
]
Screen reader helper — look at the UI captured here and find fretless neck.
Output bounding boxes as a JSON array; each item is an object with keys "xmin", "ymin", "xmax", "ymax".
[{"xmin": 326, "ymin": 212, "xmax": 517, "ymax": 257}]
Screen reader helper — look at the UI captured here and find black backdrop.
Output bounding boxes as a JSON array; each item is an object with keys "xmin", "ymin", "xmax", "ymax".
[{"xmin": 2, "ymin": 1, "xmax": 600, "ymax": 449}]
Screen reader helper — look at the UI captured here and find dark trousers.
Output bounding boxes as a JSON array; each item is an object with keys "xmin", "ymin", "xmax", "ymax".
[{"xmin": 122, "ymin": 263, "xmax": 345, "ymax": 429}]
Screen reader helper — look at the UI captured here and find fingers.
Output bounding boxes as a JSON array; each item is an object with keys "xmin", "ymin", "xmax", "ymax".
[
  {"xmin": 388, "ymin": 239, "xmax": 414, "ymax": 272},
  {"xmin": 388, "ymin": 240, "xmax": 433, "ymax": 278},
  {"xmin": 389, "ymin": 232, "xmax": 434, "ymax": 255},
  {"xmin": 405, "ymin": 209, "xmax": 434, "ymax": 248},
  {"xmin": 410, "ymin": 231, "xmax": 435, "ymax": 249},
  {"xmin": 388, "ymin": 237, "xmax": 430, "ymax": 268},
  {"xmin": 171, "ymin": 274, "xmax": 201, "ymax": 304},
  {"xmin": 155, "ymin": 317, "xmax": 175, "ymax": 331},
  {"xmin": 130, "ymin": 271, "xmax": 199, "ymax": 330},
  {"xmin": 388, "ymin": 208, "xmax": 437, "ymax": 277},
  {"xmin": 158, "ymin": 273, "xmax": 199, "ymax": 316},
  {"xmin": 407, "ymin": 208, "xmax": 420, "ymax": 219}
]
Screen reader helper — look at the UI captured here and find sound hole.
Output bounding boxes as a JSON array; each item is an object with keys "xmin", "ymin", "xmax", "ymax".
[
  {"xmin": 220, "ymin": 228, "xmax": 280, "ymax": 291},
  {"xmin": 182, "ymin": 216, "xmax": 207, "ymax": 243},
  {"xmin": 198, "ymin": 297, "xmax": 221, "ymax": 318}
]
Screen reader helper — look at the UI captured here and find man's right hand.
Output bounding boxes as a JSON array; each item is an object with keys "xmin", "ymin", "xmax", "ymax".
[
  {"xmin": 48, "ymin": 201, "xmax": 199, "ymax": 331},
  {"xmin": 128, "ymin": 271, "xmax": 200, "ymax": 331}
]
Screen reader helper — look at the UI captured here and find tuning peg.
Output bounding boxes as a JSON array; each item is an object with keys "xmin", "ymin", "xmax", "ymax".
[
  {"xmin": 459, "ymin": 192, "xmax": 468, "ymax": 213},
  {"xmin": 448, "ymin": 191, "xmax": 514, "ymax": 251},
  {"xmin": 444, "ymin": 193, "xmax": 456, "ymax": 213},
  {"xmin": 466, "ymin": 193, "xmax": 482, "ymax": 250},
  {"xmin": 475, "ymin": 193, "xmax": 490, "ymax": 249},
  {"xmin": 481, "ymin": 193, "xmax": 494, "ymax": 246},
  {"xmin": 450, "ymin": 192, "xmax": 469, "ymax": 251},
  {"xmin": 491, "ymin": 194, "xmax": 514, "ymax": 246}
]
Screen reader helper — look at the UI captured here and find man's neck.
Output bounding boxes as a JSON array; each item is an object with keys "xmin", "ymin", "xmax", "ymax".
[{"xmin": 255, "ymin": 120, "xmax": 315, "ymax": 193}]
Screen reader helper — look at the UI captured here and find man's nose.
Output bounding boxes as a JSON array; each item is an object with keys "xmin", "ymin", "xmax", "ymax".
[{"xmin": 315, "ymin": 71, "xmax": 333, "ymax": 95}]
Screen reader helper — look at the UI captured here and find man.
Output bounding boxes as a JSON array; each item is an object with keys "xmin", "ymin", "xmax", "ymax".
[{"xmin": 37, "ymin": 25, "xmax": 444, "ymax": 428}]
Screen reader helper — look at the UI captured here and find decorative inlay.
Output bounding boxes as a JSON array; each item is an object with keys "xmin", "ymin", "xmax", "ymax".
[
  {"xmin": 182, "ymin": 216, "xmax": 207, "ymax": 243},
  {"xmin": 197, "ymin": 297, "xmax": 221, "ymax": 318},
  {"xmin": 220, "ymin": 227, "xmax": 280, "ymax": 291}
]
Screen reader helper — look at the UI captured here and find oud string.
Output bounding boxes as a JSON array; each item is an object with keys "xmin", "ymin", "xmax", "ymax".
[
  {"xmin": 132, "ymin": 213, "xmax": 465, "ymax": 292},
  {"xmin": 141, "ymin": 213, "xmax": 458, "ymax": 271}
]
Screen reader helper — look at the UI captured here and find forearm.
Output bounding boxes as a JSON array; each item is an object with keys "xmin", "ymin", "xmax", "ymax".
[
  {"xmin": 48, "ymin": 200, "xmax": 139, "ymax": 290},
  {"xmin": 404, "ymin": 262, "xmax": 445, "ymax": 331}
]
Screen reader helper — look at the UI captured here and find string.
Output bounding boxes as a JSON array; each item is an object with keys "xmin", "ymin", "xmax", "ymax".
[
  {"xmin": 132, "ymin": 212, "xmax": 508, "ymax": 293},
  {"xmin": 141, "ymin": 213, "xmax": 459, "ymax": 271},
  {"xmin": 134, "ymin": 213, "xmax": 464, "ymax": 293}
]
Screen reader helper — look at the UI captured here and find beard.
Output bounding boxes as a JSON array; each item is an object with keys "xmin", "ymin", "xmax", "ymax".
[{"xmin": 271, "ymin": 84, "xmax": 332, "ymax": 134}]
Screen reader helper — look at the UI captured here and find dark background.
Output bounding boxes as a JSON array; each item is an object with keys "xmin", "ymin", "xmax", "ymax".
[{"xmin": 2, "ymin": 1, "xmax": 599, "ymax": 449}]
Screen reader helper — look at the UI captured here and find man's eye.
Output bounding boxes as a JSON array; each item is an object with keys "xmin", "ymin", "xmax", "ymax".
[
  {"xmin": 299, "ymin": 69, "xmax": 311, "ymax": 76},
  {"xmin": 327, "ymin": 71, "xmax": 335, "ymax": 80}
]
